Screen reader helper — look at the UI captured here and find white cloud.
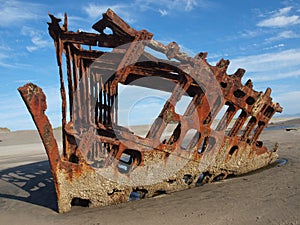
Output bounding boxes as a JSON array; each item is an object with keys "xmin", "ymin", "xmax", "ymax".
[
  {"xmin": 26, "ymin": 36, "xmax": 51, "ymax": 52},
  {"xmin": 183, "ymin": 0, "xmax": 198, "ymax": 11},
  {"xmin": 267, "ymin": 30, "xmax": 300, "ymax": 41},
  {"xmin": 0, "ymin": 49, "xmax": 32, "ymax": 68},
  {"xmin": 0, "ymin": 44, "xmax": 11, "ymax": 51},
  {"xmin": 83, "ymin": 4, "xmax": 108, "ymax": 19},
  {"xmin": 227, "ymin": 48, "xmax": 300, "ymax": 81},
  {"xmin": 257, "ymin": 6, "xmax": 300, "ymax": 27},
  {"xmin": 159, "ymin": 9, "xmax": 168, "ymax": 16},
  {"xmin": 83, "ymin": 0, "xmax": 208, "ymax": 22},
  {"xmin": 0, "ymin": 0, "xmax": 43, "ymax": 26},
  {"xmin": 21, "ymin": 26, "xmax": 51, "ymax": 52},
  {"xmin": 138, "ymin": 0, "xmax": 203, "ymax": 12},
  {"xmin": 251, "ymin": 69, "xmax": 300, "ymax": 82},
  {"xmin": 258, "ymin": 15, "xmax": 300, "ymax": 27},
  {"xmin": 277, "ymin": 30, "xmax": 298, "ymax": 38},
  {"xmin": 263, "ymin": 43, "xmax": 285, "ymax": 50},
  {"xmin": 0, "ymin": 52, "xmax": 12, "ymax": 68},
  {"xmin": 83, "ymin": 3, "xmax": 135, "ymax": 23},
  {"xmin": 240, "ymin": 30, "xmax": 261, "ymax": 38},
  {"xmin": 14, "ymin": 79, "xmax": 36, "ymax": 84},
  {"xmin": 276, "ymin": 6, "xmax": 292, "ymax": 16}
]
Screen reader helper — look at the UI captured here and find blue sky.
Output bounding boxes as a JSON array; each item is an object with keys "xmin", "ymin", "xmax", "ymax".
[{"xmin": 0, "ymin": 0, "xmax": 300, "ymax": 130}]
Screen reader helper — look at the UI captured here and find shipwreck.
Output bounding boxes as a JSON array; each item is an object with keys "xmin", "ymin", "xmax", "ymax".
[{"xmin": 18, "ymin": 9, "xmax": 282, "ymax": 213}]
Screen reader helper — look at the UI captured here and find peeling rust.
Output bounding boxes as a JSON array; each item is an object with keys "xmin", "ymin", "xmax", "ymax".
[{"xmin": 19, "ymin": 9, "xmax": 282, "ymax": 213}]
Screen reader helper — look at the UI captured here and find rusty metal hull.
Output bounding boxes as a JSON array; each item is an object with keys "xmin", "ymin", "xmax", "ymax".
[{"xmin": 19, "ymin": 9, "xmax": 282, "ymax": 213}]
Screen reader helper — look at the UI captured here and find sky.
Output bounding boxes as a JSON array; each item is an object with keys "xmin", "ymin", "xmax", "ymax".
[{"xmin": 0, "ymin": 0, "xmax": 300, "ymax": 131}]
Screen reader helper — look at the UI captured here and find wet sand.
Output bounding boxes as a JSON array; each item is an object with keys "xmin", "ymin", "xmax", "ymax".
[{"xmin": 0, "ymin": 119, "xmax": 299, "ymax": 225}]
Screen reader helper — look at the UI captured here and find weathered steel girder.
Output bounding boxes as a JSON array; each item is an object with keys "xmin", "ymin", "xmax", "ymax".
[{"xmin": 19, "ymin": 9, "xmax": 282, "ymax": 213}]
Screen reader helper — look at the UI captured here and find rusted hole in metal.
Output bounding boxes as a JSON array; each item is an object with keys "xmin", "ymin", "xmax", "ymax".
[
  {"xmin": 257, "ymin": 121, "xmax": 265, "ymax": 130},
  {"xmin": 118, "ymin": 82, "xmax": 172, "ymax": 137},
  {"xmin": 90, "ymin": 160, "xmax": 105, "ymax": 168},
  {"xmin": 251, "ymin": 121, "xmax": 266, "ymax": 137},
  {"xmin": 175, "ymin": 95, "xmax": 193, "ymax": 115},
  {"xmin": 198, "ymin": 137, "xmax": 207, "ymax": 154},
  {"xmin": 69, "ymin": 153, "xmax": 79, "ymax": 163},
  {"xmin": 206, "ymin": 136, "xmax": 216, "ymax": 152},
  {"xmin": 167, "ymin": 178, "xmax": 176, "ymax": 184},
  {"xmin": 236, "ymin": 115, "xmax": 251, "ymax": 136},
  {"xmin": 117, "ymin": 149, "xmax": 141, "ymax": 174},
  {"xmin": 213, "ymin": 173, "xmax": 226, "ymax": 181},
  {"xmin": 169, "ymin": 71, "xmax": 179, "ymax": 75},
  {"xmin": 80, "ymin": 44, "xmax": 92, "ymax": 51},
  {"xmin": 87, "ymin": 149, "xmax": 93, "ymax": 161},
  {"xmin": 107, "ymin": 188, "xmax": 122, "ymax": 196},
  {"xmin": 220, "ymin": 82, "xmax": 227, "ymax": 88},
  {"xmin": 196, "ymin": 172, "xmax": 211, "ymax": 185},
  {"xmin": 229, "ymin": 146, "xmax": 238, "ymax": 156},
  {"xmin": 103, "ymin": 27, "xmax": 113, "ymax": 35},
  {"xmin": 183, "ymin": 174, "xmax": 193, "ymax": 185},
  {"xmin": 243, "ymin": 116, "xmax": 257, "ymax": 138},
  {"xmin": 256, "ymin": 141, "xmax": 263, "ymax": 148},
  {"xmin": 248, "ymin": 120, "xmax": 265, "ymax": 142},
  {"xmin": 233, "ymin": 89, "xmax": 246, "ymax": 98},
  {"xmin": 203, "ymin": 112, "xmax": 212, "ymax": 125},
  {"xmin": 246, "ymin": 96, "xmax": 255, "ymax": 105},
  {"xmin": 211, "ymin": 104, "xmax": 229, "ymax": 130},
  {"xmin": 198, "ymin": 136, "xmax": 215, "ymax": 153},
  {"xmin": 160, "ymin": 122, "xmax": 179, "ymax": 143},
  {"xmin": 216, "ymin": 103, "xmax": 236, "ymax": 132},
  {"xmin": 181, "ymin": 129, "xmax": 199, "ymax": 150},
  {"xmin": 168, "ymin": 123, "xmax": 181, "ymax": 144},
  {"xmin": 71, "ymin": 197, "xmax": 91, "ymax": 207},
  {"xmin": 264, "ymin": 106, "xmax": 275, "ymax": 117},
  {"xmin": 129, "ymin": 191, "xmax": 141, "ymax": 201},
  {"xmin": 226, "ymin": 108, "xmax": 242, "ymax": 134},
  {"xmin": 196, "ymin": 173, "xmax": 205, "ymax": 186},
  {"xmin": 204, "ymin": 96, "xmax": 222, "ymax": 125},
  {"xmin": 153, "ymin": 190, "xmax": 167, "ymax": 197},
  {"xmin": 129, "ymin": 188, "xmax": 148, "ymax": 201}
]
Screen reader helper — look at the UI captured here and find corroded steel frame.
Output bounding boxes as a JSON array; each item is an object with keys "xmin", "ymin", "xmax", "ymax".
[{"xmin": 19, "ymin": 9, "xmax": 282, "ymax": 213}]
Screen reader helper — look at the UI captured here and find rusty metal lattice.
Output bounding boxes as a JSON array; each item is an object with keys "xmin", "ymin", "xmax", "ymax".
[{"xmin": 18, "ymin": 9, "xmax": 282, "ymax": 213}]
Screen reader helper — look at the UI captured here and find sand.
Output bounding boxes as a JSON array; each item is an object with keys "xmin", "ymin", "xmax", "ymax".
[{"xmin": 0, "ymin": 119, "xmax": 299, "ymax": 225}]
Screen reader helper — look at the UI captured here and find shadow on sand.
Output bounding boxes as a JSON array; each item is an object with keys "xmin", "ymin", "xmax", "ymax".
[{"xmin": 0, "ymin": 160, "xmax": 58, "ymax": 211}]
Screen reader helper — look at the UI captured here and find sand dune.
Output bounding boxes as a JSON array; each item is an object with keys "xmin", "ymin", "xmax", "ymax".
[{"xmin": 0, "ymin": 119, "xmax": 299, "ymax": 225}]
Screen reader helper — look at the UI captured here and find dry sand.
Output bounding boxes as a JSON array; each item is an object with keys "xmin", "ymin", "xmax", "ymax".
[{"xmin": 0, "ymin": 119, "xmax": 299, "ymax": 225}]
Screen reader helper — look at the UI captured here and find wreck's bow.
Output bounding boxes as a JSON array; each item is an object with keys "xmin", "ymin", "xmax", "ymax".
[{"xmin": 19, "ymin": 9, "xmax": 282, "ymax": 213}]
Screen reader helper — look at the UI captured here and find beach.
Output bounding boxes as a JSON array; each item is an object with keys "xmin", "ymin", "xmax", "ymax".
[{"xmin": 0, "ymin": 119, "xmax": 299, "ymax": 225}]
